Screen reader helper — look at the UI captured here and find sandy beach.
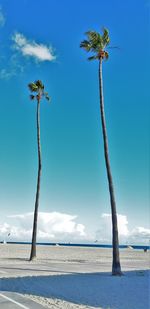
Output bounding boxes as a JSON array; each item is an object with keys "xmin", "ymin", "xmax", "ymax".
[{"xmin": 0, "ymin": 244, "xmax": 149, "ymax": 308}]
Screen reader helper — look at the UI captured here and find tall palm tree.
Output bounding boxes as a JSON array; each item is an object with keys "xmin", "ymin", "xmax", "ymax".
[
  {"xmin": 80, "ymin": 28, "xmax": 122, "ymax": 275},
  {"xmin": 28, "ymin": 80, "xmax": 50, "ymax": 261}
]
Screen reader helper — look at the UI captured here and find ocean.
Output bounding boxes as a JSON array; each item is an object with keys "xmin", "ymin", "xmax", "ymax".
[{"xmin": 2, "ymin": 241, "xmax": 150, "ymax": 250}]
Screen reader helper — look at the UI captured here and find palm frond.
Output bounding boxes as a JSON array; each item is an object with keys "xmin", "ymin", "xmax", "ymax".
[
  {"xmin": 84, "ymin": 30, "xmax": 105, "ymax": 52},
  {"xmin": 88, "ymin": 55, "xmax": 98, "ymax": 61},
  {"xmin": 80, "ymin": 40, "xmax": 92, "ymax": 52},
  {"xmin": 44, "ymin": 92, "xmax": 50, "ymax": 101},
  {"xmin": 108, "ymin": 46, "xmax": 120, "ymax": 49},
  {"xmin": 85, "ymin": 31, "xmax": 100, "ymax": 43},
  {"xmin": 102, "ymin": 28, "xmax": 110, "ymax": 46},
  {"xmin": 45, "ymin": 95, "xmax": 50, "ymax": 101},
  {"xmin": 35, "ymin": 80, "xmax": 44, "ymax": 89},
  {"xmin": 28, "ymin": 82, "xmax": 38, "ymax": 92},
  {"xmin": 104, "ymin": 51, "xmax": 109, "ymax": 60},
  {"xmin": 87, "ymin": 31, "xmax": 103, "ymax": 48},
  {"xmin": 102, "ymin": 28, "xmax": 109, "ymax": 37},
  {"xmin": 30, "ymin": 94, "xmax": 35, "ymax": 100}
]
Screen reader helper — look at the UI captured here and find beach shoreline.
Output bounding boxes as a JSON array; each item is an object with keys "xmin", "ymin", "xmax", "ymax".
[{"xmin": 0, "ymin": 244, "xmax": 149, "ymax": 308}]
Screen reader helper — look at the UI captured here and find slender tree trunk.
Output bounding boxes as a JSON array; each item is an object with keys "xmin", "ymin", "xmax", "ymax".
[
  {"xmin": 29, "ymin": 98, "xmax": 42, "ymax": 261},
  {"xmin": 98, "ymin": 58, "xmax": 122, "ymax": 275}
]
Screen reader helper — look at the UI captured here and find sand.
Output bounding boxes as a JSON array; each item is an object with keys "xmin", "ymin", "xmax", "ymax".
[{"xmin": 0, "ymin": 244, "xmax": 149, "ymax": 308}]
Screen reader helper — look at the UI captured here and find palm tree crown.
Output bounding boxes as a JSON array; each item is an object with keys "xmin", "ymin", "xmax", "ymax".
[
  {"xmin": 80, "ymin": 28, "xmax": 110, "ymax": 61},
  {"xmin": 28, "ymin": 80, "xmax": 50, "ymax": 101}
]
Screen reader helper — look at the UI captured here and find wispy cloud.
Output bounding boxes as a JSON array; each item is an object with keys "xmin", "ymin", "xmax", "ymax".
[
  {"xmin": 0, "ymin": 7, "xmax": 5, "ymax": 27},
  {"xmin": 12, "ymin": 32, "xmax": 56, "ymax": 62},
  {"xmin": 0, "ymin": 31, "xmax": 56, "ymax": 79},
  {"xmin": 0, "ymin": 69, "xmax": 13, "ymax": 80},
  {"xmin": 0, "ymin": 54, "xmax": 24, "ymax": 80}
]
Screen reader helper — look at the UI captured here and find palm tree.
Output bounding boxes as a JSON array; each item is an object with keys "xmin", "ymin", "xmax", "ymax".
[
  {"xmin": 28, "ymin": 80, "xmax": 50, "ymax": 261},
  {"xmin": 80, "ymin": 28, "xmax": 122, "ymax": 275}
]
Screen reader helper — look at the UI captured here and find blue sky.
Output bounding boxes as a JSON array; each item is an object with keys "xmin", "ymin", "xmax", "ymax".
[{"xmin": 0, "ymin": 0, "xmax": 149, "ymax": 244}]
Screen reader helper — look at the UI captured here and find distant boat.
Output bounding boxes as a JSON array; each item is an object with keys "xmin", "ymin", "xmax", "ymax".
[{"xmin": 127, "ymin": 245, "xmax": 133, "ymax": 249}]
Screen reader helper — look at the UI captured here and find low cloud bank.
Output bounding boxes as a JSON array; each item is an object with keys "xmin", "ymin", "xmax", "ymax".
[
  {"xmin": 96, "ymin": 213, "xmax": 150, "ymax": 245},
  {"xmin": 0, "ymin": 212, "xmax": 149, "ymax": 245},
  {"xmin": 0, "ymin": 212, "xmax": 86, "ymax": 242}
]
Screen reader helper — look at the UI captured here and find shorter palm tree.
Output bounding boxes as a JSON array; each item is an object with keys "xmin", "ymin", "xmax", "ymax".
[{"xmin": 28, "ymin": 80, "xmax": 50, "ymax": 261}]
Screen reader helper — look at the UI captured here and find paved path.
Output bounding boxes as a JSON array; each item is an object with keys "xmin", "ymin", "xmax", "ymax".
[
  {"xmin": 0, "ymin": 292, "xmax": 44, "ymax": 308},
  {"xmin": 0, "ymin": 262, "xmax": 106, "ymax": 309},
  {"xmin": 0, "ymin": 257, "xmax": 149, "ymax": 278},
  {"xmin": 0, "ymin": 261, "xmax": 110, "ymax": 277}
]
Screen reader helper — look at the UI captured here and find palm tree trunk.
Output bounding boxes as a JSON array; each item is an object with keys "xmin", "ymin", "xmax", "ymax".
[
  {"xmin": 29, "ymin": 98, "xmax": 42, "ymax": 261},
  {"xmin": 98, "ymin": 58, "xmax": 122, "ymax": 275}
]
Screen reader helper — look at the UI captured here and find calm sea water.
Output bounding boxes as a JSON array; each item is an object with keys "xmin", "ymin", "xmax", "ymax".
[{"xmin": 4, "ymin": 241, "xmax": 150, "ymax": 250}]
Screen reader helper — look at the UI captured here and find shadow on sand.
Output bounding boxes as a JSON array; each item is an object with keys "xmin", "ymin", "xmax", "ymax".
[{"xmin": 0, "ymin": 270, "xmax": 149, "ymax": 309}]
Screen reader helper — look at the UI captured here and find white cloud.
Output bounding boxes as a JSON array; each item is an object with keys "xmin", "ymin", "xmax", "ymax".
[
  {"xmin": 102, "ymin": 213, "xmax": 129, "ymax": 236},
  {"xmin": 96, "ymin": 213, "xmax": 129, "ymax": 243},
  {"xmin": 0, "ymin": 212, "xmax": 86, "ymax": 242},
  {"xmin": 0, "ymin": 211, "xmax": 149, "ymax": 245},
  {"xmin": 0, "ymin": 32, "xmax": 55, "ymax": 80},
  {"xmin": 130, "ymin": 227, "xmax": 150, "ymax": 241},
  {"xmin": 96, "ymin": 213, "xmax": 150, "ymax": 245},
  {"xmin": 0, "ymin": 7, "xmax": 5, "ymax": 27},
  {"xmin": 12, "ymin": 32, "xmax": 56, "ymax": 62}
]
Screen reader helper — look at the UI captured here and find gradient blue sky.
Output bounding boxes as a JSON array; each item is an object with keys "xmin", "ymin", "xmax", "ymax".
[{"xmin": 0, "ymin": 0, "xmax": 149, "ymax": 243}]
